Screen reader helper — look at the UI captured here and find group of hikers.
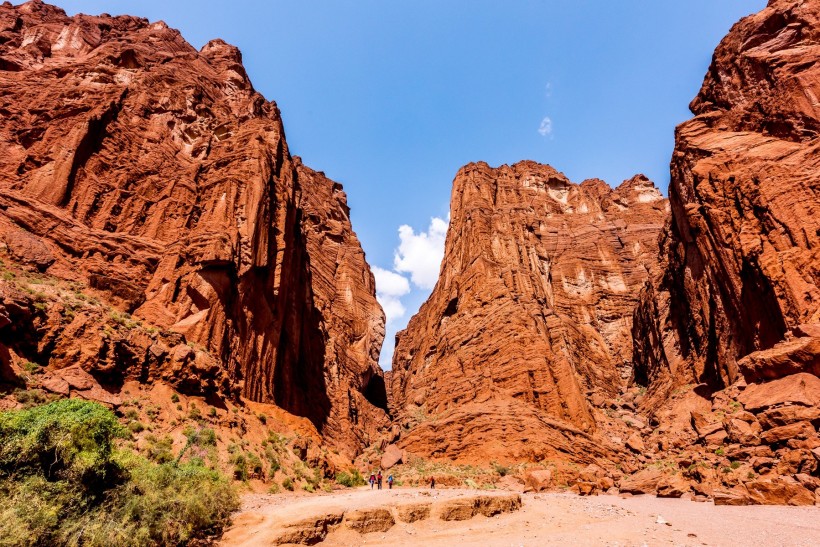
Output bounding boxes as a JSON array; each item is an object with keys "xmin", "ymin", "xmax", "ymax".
[
  {"xmin": 368, "ymin": 470, "xmax": 394, "ymax": 489},
  {"xmin": 367, "ymin": 471, "xmax": 436, "ymax": 490}
]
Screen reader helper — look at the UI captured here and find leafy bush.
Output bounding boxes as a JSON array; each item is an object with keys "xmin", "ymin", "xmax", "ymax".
[
  {"xmin": 0, "ymin": 399, "xmax": 238, "ymax": 546},
  {"xmin": 13, "ymin": 388, "xmax": 48, "ymax": 407},
  {"xmin": 282, "ymin": 477, "xmax": 294, "ymax": 491},
  {"xmin": 336, "ymin": 468, "xmax": 366, "ymax": 487},
  {"xmin": 491, "ymin": 461, "xmax": 512, "ymax": 477},
  {"xmin": 230, "ymin": 452, "xmax": 248, "ymax": 481},
  {"xmin": 145, "ymin": 434, "xmax": 174, "ymax": 464}
]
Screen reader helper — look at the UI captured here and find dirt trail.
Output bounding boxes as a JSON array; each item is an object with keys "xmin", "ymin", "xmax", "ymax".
[{"xmin": 220, "ymin": 488, "xmax": 820, "ymax": 546}]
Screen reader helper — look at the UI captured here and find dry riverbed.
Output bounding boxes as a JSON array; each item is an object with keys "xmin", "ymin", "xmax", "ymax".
[{"xmin": 220, "ymin": 488, "xmax": 820, "ymax": 546}]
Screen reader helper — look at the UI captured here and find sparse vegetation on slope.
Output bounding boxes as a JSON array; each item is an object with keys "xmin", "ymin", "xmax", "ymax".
[{"xmin": 0, "ymin": 399, "xmax": 238, "ymax": 546}]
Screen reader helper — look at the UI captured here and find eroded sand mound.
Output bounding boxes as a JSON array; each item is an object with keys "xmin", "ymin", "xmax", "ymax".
[
  {"xmin": 220, "ymin": 489, "xmax": 521, "ymax": 546},
  {"xmin": 222, "ymin": 489, "xmax": 820, "ymax": 547}
]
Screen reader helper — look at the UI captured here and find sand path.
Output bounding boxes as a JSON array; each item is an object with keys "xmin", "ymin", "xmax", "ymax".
[{"xmin": 221, "ymin": 488, "xmax": 820, "ymax": 546}]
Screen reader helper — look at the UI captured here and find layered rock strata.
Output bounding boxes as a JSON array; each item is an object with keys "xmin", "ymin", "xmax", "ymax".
[
  {"xmin": 629, "ymin": 0, "xmax": 820, "ymax": 505},
  {"xmin": 632, "ymin": 0, "xmax": 820, "ymax": 398},
  {"xmin": 0, "ymin": 0, "xmax": 387, "ymax": 455},
  {"xmin": 391, "ymin": 161, "xmax": 667, "ymax": 462}
]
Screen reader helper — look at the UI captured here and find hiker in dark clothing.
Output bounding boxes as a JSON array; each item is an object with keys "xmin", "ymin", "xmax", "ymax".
[
  {"xmin": 377, "ymin": 471, "xmax": 383, "ymax": 490},
  {"xmin": 369, "ymin": 473, "xmax": 376, "ymax": 489},
  {"xmin": 388, "ymin": 474, "xmax": 394, "ymax": 489},
  {"xmin": 430, "ymin": 476, "xmax": 435, "ymax": 489}
]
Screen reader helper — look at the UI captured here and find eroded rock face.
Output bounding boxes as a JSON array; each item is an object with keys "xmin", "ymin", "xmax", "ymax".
[
  {"xmin": 391, "ymin": 161, "xmax": 667, "ymax": 462},
  {"xmin": 632, "ymin": 0, "xmax": 820, "ymax": 399},
  {"xmin": 0, "ymin": 0, "xmax": 387, "ymax": 455},
  {"xmin": 627, "ymin": 0, "xmax": 820, "ymax": 507}
]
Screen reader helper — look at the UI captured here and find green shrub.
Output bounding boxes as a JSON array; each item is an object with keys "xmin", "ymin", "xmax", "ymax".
[
  {"xmin": 491, "ymin": 461, "xmax": 512, "ymax": 477},
  {"xmin": 188, "ymin": 405, "xmax": 202, "ymax": 421},
  {"xmin": 145, "ymin": 435, "xmax": 174, "ymax": 464},
  {"xmin": 230, "ymin": 452, "xmax": 248, "ymax": 481},
  {"xmin": 282, "ymin": 477, "xmax": 294, "ymax": 491},
  {"xmin": 13, "ymin": 389, "xmax": 47, "ymax": 407},
  {"xmin": 199, "ymin": 428, "xmax": 217, "ymax": 447},
  {"xmin": 248, "ymin": 452, "xmax": 263, "ymax": 476},
  {"xmin": 0, "ymin": 399, "xmax": 238, "ymax": 546},
  {"xmin": 128, "ymin": 421, "xmax": 145, "ymax": 434},
  {"xmin": 265, "ymin": 445, "xmax": 281, "ymax": 473},
  {"xmin": 335, "ymin": 468, "xmax": 366, "ymax": 487},
  {"xmin": 170, "ymin": 393, "xmax": 180, "ymax": 403},
  {"xmin": 21, "ymin": 360, "xmax": 42, "ymax": 375}
]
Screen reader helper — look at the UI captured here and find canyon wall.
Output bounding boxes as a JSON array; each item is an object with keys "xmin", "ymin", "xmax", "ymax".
[
  {"xmin": 0, "ymin": 0, "xmax": 387, "ymax": 455},
  {"xmin": 391, "ymin": 161, "xmax": 668, "ymax": 462},
  {"xmin": 632, "ymin": 0, "xmax": 820, "ymax": 401}
]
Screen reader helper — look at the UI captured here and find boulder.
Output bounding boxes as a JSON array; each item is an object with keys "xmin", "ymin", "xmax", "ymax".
[
  {"xmin": 738, "ymin": 337, "xmax": 820, "ymax": 382},
  {"xmin": 738, "ymin": 374, "xmax": 820, "ymax": 412},
  {"xmin": 760, "ymin": 421, "xmax": 816, "ymax": 445},
  {"xmin": 626, "ymin": 433, "xmax": 646, "ymax": 453},
  {"xmin": 524, "ymin": 469, "xmax": 553, "ymax": 493},
  {"xmin": 380, "ymin": 444, "xmax": 404, "ymax": 470},
  {"xmin": 618, "ymin": 467, "xmax": 663, "ymax": 495},
  {"xmin": 745, "ymin": 478, "xmax": 816, "ymax": 506},
  {"xmin": 656, "ymin": 474, "xmax": 691, "ymax": 498}
]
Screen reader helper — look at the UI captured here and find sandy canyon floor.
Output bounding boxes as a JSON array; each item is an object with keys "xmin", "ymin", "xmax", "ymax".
[{"xmin": 221, "ymin": 488, "xmax": 820, "ymax": 546}]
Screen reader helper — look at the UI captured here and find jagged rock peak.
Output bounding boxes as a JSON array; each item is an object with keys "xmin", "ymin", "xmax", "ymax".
[
  {"xmin": 0, "ymin": 1, "xmax": 388, "ymax": 457},
  {"xmin": 391, "ymin": 160, "xmax": 668, "ymax": 463}
]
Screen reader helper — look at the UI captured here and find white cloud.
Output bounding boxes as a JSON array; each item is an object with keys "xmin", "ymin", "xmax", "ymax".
[
  {"xmin": 373, "ymin": 266, "xmax": 410, "ymax": 324},
  {"xmin": 393, "ymin": 217, "xmax": 448, "ymax": 290},
  {"xmin": 545, "ymin": 82, "xmax": 552, "ymax": 98},
  {"xmin": 538, "ymin": 116, "xmax": 553, "ymax": 137}
]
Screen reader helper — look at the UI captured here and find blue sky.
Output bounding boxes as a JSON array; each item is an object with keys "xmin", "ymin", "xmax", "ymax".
[{"xmin": 58, "ymin": 0, "xmax": 766, "ymax": 368}]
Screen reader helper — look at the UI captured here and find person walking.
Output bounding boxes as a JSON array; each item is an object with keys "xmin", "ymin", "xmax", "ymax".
[
  {"xmin": 387, "ymin": 474, "xmax": 394, "ymax": 489},
  {"xmin": 369, "ymin": 473, "xmax": 376, "ymax": 489},
  {"xmin": 377, "ymin": 470, "xmax": 383, "ymax": 490},
  {"xmin": 430, "ymin": 476, "xmax": 435, "ymax": 489}
]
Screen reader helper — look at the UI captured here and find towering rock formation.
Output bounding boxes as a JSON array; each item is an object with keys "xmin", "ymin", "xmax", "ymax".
[
  {"xmin": 632, "ymin": 0, "xmax": 820, "ymax": 400},
  {"xmin": 627, "ymin": 0, "xmax": 820, "ymax": 505},
  {"xmin": 0, "ymin": 0, "xmax": 387, "ymax": 455},
  {"xmin": 391, "ymin": 161, "xmax": 667, "ymax": 462}
]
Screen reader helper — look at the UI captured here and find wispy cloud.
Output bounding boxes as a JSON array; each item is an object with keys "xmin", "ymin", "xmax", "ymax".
[
  {"xmin": 545, "ymin": 82, "xmax": 552, "ymax": 98},
  {"xmin": 394, "ymin": 217, "xmax": 448, "ymax": 290},
  {"xmin": 538, "ymin": 116, "xmax": 553, "ymax": 137},
  {"xmin": 372, "ymin": 266, "xmax": 410, "ymax": 324},
  {"xmin": 375, "ymin": 215, "xmax": 450, "ymax": 369}
]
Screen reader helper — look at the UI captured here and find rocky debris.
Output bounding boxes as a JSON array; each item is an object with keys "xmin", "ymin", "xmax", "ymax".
[
  {"xmin": 391, "ymin": 161, "xmax": 666, "ymax": 463},
  {"xmin": 0, "ymin": 1, "xmax": 388, "ymax": 456}
]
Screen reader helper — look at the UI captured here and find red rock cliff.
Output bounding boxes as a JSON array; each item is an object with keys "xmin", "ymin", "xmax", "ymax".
[
  {"xmin": 632, "ymin": 0, "xmax": 820, "ymax": 400},
  {"xmin": 391, "ymin": 161, "xmax": 667, "ymax": 462},
  {"xmin": 0, "ymin": 0, "xmax": 387, "ymax": 455}
]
